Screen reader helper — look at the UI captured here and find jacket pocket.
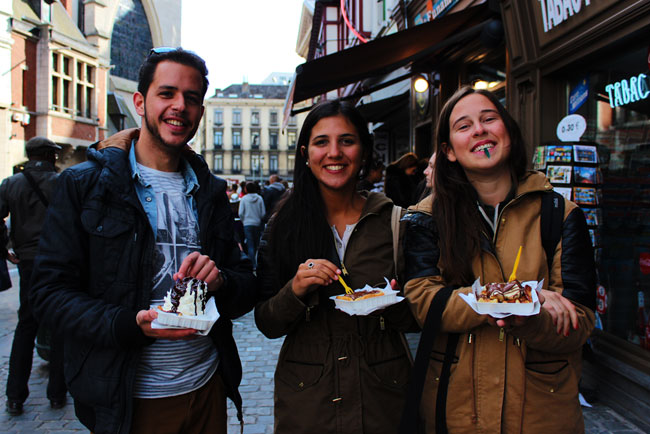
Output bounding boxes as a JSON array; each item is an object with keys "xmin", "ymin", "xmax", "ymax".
[
  {"xmin": 523, "ymin": 358, "xmax": 582, "ymax": 432},
  {"xmin": 81, "ymin": 204, "xmax": 136, "ymax": 290},
  {"xmin": 275, "ymin": 338, "xmax": 327, "ymax": 392}
]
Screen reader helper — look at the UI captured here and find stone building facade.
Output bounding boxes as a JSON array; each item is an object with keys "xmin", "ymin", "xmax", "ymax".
[{"xmin": 196, "ymin": 80, "xmax": 306, "ymax": 184}]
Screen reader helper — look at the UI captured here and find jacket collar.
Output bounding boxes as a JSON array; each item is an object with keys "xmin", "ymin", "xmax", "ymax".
[
  {"xmin": 128, "ymin": 141, "xmax": 199, "ymax": 196},
  {"xmin": 23, "ymin": 160, "xmax": 57, "ymax": 172},
  {"xmin": 361, "ymin": 191, "xmax": 395, "ymax": 217},
  {"xmin": 407, "ymin": 171, "xmax": 553, "ymax": 217}
]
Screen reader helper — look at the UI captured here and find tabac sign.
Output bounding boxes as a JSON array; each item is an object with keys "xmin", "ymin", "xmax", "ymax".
[
  {"xmin": 532, "ymin": 0, "xmax": 613, "ymax": 47},
  {"xmin": 538, "ymin": 0, "xmax": 593, "ymax": 33}
]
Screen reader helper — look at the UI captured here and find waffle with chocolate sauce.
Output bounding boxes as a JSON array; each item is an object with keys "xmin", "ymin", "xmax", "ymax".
[{"xmin": 478, "ymin": 280, "xmax": 533, "ymax": 303}]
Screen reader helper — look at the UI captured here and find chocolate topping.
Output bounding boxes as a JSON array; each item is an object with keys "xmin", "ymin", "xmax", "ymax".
[{"xmin": 166, "ymin": 277, "xmax": 207, "ymax": 315}]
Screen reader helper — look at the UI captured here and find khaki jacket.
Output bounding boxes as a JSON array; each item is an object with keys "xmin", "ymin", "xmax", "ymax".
[
  {"xmin": 255, "ymin": 192, "xmax": 416, "ymax": 434},
  {"xmin": 403, "ymin": 171, "xmax": 596, "ymax": 434}
]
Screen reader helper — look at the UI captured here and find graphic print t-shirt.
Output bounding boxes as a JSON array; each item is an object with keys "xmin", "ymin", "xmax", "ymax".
[{"xmin": 133, "ymin": 163, "xmax": 218, "ymax": 398}]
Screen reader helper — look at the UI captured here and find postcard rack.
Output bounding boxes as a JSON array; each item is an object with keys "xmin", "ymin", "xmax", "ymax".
[{"xmin": 533, "ymin": 142, "xmax": 602, "ymax": 258}]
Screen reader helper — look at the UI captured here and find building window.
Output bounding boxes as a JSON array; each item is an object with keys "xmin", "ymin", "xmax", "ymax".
[
  {"xmin": 288, "ymin": 131, "xmax": 297, "ymax": 149},
  {"xmin": 214, "ymin": 110, "xmax": 223, "ymax": 125},
  {"xmin": 269, "ymin": 130, "xmax": 278, "ymax": 150},
  {"xmin": 288, "ymin": 115, "xmax": 297, "ymax": 126},
  {"xmin": 251, "ymin": 130, "xmax": 260, "ymax": 149},
  {"xmin": 251, "ymin": 110, "xmax": 260, "ymax": 125},
  {"xmin": 233, "ymin": 109, "xmax": 242, "ymax": 125},
  {"xmin": 288, "ymin": 155, "xmax": 295, "ymax": 174},
  {"xmin": 251, "ymin": 154, "xmax": 263, "ymax": 178},
  {"xmin": 270, "ymin": 154, "xmax": 278, "ymax": 174},
  {"xmin": 233, "ymin": 131, "xmax": 241, "ymax": 149},
  {"xmin": 232, "ymin": 154, "xmax": 242, "ymax": 173},
  {"xmin": 213, "ymin": 130, "xmax": 223, "ymax": 148},
  {"xmin": 270, "ymin": 110, "xmax": 278, "ymax": 125},
  {"xmin": 213, "ymin": 154, "xmax": 223, "ymax": 173},
  {"xmin": 51, "ymin": 52, "xmax": 94, "ymax": 118}
]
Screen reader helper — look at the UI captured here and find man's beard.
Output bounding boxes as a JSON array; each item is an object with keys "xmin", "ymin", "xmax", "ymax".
[{"xmin": 143, "ymin": 109, "xmax": 195, "ymax": 151}]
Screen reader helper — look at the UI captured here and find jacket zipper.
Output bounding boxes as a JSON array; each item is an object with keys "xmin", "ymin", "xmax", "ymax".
[{"xmin": 468, "ymin": 332, "xmax": 478, "ymax": 424}]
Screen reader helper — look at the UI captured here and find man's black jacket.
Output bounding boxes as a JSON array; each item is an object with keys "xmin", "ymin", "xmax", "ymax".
[{"xmin": 30, "ymin": 147, "xmax": 256, "ymax": 434}]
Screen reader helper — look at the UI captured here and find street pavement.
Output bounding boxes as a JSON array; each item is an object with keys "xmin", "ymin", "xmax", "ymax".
[{"xmin": 0, "ymin": 264, "xmax": 646, "ymax": 433}]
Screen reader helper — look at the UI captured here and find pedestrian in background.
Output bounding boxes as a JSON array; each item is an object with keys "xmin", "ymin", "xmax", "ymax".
[
  {"xmin": 384, "ymin": 151, "xmax": 418, "ymax": 207},
  {"xmin": 414, "ymin": 152, "xmax": 435, "ymax": 201},
  {"xmin": 255, "ymin": 100, "xmax": 416, "ymax": 434},
  {"xmin": 0, "ymin": 137, "xmax": 67, "ymax": 415},
  {"xmin": 261, "ymin": 174, "xmax": 286, "ymax": 224},
  {"xmin": 30, "ymin": 48, "xmax": 256, "ymax": 434},
  {"xmin": 238, "ymin": 181, "xmax": 265, "ymax": 269},
  {"xmin": 401, "ymin": 86, "xmax": 595, "ymax": 433},
  {"xmin": 356, "ymin": 157, "xmax": 384, "ymax": 192}
]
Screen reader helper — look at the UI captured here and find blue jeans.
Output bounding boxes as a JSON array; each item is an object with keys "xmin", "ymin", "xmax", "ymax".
[{"xmin": 243, "ymin": 225, "xmax": 262, "ymax": 269}]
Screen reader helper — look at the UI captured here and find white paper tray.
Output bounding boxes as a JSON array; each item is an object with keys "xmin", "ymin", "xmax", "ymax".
[
  {"xmin": 329, "ymin": 278, "xmax": 404, "ymax": 316},
  {"xmin": 458, "ymin": 278, "xmax": 543, "ymax": 318},
  {"xmin": 151, "ymin": 297, "xmax": 219, "ymax": 336}
]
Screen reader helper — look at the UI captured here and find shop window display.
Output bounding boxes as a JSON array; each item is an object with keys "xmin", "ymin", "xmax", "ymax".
[{"xmin": 557, "ymin": 46, "xmax": 650, "ymax": 350}]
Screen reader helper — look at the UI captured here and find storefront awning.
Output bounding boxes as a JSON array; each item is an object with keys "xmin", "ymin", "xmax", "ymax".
[{"xmin": 287, "ymin": 3, "xmax": 491, "ymax": 112}]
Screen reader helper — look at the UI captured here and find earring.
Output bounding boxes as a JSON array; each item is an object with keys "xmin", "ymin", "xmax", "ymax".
[{"xmin": 305, "ymin": 160, "xmax": 310, "ymax": 166}]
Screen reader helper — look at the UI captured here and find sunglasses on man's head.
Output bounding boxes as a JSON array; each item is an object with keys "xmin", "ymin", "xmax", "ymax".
[{"xmin": 149, "ymin": 47, "xmax": 177, "ymax": 56}]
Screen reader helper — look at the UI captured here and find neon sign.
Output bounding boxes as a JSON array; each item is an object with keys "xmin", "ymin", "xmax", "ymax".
[
  {"xmin": 605, "ymin": 74, "xmax": 650, "ymax": 108},
  {"xmin": 538, "ymin": 0, "xmax": 592, "ymax": 33}
]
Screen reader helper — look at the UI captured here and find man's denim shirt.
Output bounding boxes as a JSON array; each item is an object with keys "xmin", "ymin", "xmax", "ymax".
[{"xmin": 128, "ymin": 141, "xmax": 200, "ymax": 235}]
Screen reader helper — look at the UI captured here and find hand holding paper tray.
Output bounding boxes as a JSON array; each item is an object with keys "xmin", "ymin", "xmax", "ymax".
[
  {"xmin": 330, "ymin": 277, "xmax": 403, "ymax": 316},
  {"xmin": 151, "ymin": 297, "xmax": 219, "ymax": 336},
  {"xmin": 458, "ymin": 278, "xmax": 544, "ymax": 319}
]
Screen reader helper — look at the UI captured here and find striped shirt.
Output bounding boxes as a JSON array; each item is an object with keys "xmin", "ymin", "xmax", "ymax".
[{"xmin": 133, "ymin": 163, "xmax": 218, "ymax": 399}]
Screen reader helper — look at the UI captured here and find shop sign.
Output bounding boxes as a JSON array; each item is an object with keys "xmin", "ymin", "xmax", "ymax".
[
  {"xmin": 604, "ymin": 73, "xmax": 650, "ymax": 108},
  {"xmin": 414, "ymin": 0, "xmax": 459, "ymax": 25},
  {"xmin": 568, "ymin": 78, "xmax": 589, "ymax": 114},
  {"xmin": 538, "ymin": 0, "xmax": 593, "ymax": 33},
  {"xmin": 556, "ymin": 114, "xmax": 586, "ymax": 142}
]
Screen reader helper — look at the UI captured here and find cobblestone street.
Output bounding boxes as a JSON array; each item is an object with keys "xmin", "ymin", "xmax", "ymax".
[{"xmin": 0, "ymin": 264, "xmax": 646, "ymax": 433}]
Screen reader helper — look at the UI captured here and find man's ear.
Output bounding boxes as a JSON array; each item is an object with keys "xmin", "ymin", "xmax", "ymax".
[
  {"xmin": 443, "ymin": 142, "xmax": 457, "ymax": 162},
  {"xmin": 134, "ymin": 92, "xmax": 145, "ymax": 117}
]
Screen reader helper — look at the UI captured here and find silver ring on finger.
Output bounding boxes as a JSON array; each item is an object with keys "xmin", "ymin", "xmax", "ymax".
[{"xmin": 307, "ymin": 261, "xmax": 315, "ymax": 269}]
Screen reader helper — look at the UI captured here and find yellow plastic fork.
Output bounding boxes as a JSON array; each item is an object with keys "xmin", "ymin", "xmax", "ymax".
[
  {"xmin": 508, "ymin": 245, "xmax": 523, "ymax": 282},
  {"xmin": 338, "ymin": 275, "xmax": 354, "ymax": 294}
]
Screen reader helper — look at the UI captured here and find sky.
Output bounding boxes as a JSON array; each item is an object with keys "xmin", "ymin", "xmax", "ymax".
[{"xmin": 181, "ymin": 1, "xmax": 307, "ymax": 96}]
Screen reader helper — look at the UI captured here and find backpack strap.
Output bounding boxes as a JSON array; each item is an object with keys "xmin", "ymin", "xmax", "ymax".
[
  {"xmin": 399, "ymin": 285, "xmax": 458, "ymax": 434},
  {"xmin": 540, "ymin": 191, "xmax": 564, "ymax": 272},
  {"xmin": 22, "ymin": 170, "xmax": 49, "ymax": 207},
  {"xmin": 391, "ymin": 205, "xmax": 403, "ymax": 277}
]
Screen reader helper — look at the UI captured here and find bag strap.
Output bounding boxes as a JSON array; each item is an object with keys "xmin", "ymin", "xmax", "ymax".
[
  {"xmin": 399, "ymin": 285, "xmax": 457, "ymax": 434},
  {"xmin": 390, "ymin": 205, "xmax": 403, "ymax": 277},
  {"xmin": 22, "ymin": 170, "xmax": 49, "ymax": 207},
  {"xmin": 540, "ymin": 191, "xmax": 564, "ymax": 271},
  {"xmin": 435, "ymin": 332, "xmax": 460, "ymax": 434}
]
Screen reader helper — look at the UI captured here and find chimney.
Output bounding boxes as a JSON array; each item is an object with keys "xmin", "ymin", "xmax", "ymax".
[{"xmin": 242, "ymin": 81, "xmax": 250, "ymax": 96}]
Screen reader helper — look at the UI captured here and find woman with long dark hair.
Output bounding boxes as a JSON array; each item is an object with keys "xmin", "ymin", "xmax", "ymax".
[
  {"xmin": 402, "ymin": 86, "xmax": 596, "ymax": 433},
  {"xmin": 255, "ymin": 100, "xmax": 415, "ymax": 433}
]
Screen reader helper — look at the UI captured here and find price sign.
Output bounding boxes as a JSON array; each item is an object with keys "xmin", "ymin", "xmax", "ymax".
[{"xmin": 556, "ymin": 114, "xmax": 586, "ymax": 142}]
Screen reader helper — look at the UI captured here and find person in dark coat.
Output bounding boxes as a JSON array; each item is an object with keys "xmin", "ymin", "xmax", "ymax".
[
  {"xmin": 262, "ymin": 174, "xmax": 286, "ymax": 223},
  {"xmin": 255, "ymin": 100, "xmax": 416, "ymax": 434},
  {"xmin": 30, "ymin": 48, "xmax": 256, "ymax": 434},
  {"xmin": 384, "ymin": 152, "xmax": 419, "ymax": 207},
  {"xmin": 1, "ymin": 137, "xmax": 66, "ymax": 416}
]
